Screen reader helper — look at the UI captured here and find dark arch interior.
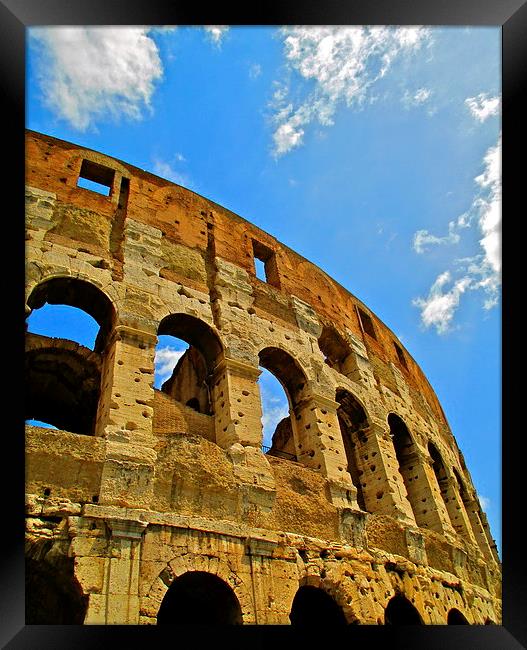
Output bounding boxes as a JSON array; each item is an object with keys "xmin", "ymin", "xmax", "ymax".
[
  {"xmin": 447, "ymin": 608, "xmax": 470, "ymax": 624},
  {"xmin": 385, "ymin": 594, "xmax": 423, "ymax": 625},
  {"xmin": 388, "ymin": 413, "xmax": 414, "ymax": 462},
  {"xmin": 26, "ymin": 551, "xmax": 88, "ymax": 624},
  {"xmin": 25, "ymin": 335, "xmax": 102, "ymax": 434},
  {"xmin": 157, "ymin": 571, "xmax": 243, "ymax": 625},
  {"xmin": 453, "ymin": 467, "xmax": 469, "ymax": 503},
  {"xmin": 429, "ymin": 442, "xmax": 448, "ymax": 481},
  {"xmin": 27, "ymin": 277, "xmax": 115, "ymax": 353},
  {"xmin": 289, "ymin": 585, "xmax": 347, "ymax": 626},
  {"xmin": 336, "ymin": 389, "xmax": 369, "ymax": 511},
  {"xmin": 318, "ymin": 325, "xmax": 349, "ymax": 371}
]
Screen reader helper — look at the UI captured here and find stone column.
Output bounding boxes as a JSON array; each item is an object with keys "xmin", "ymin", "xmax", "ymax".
[
  {"xmin": 404, "ymin": 449, "xmax": 457, "ymax": 539},
  {"xmin": 84, "ymin": 518, "xmax": 147, "ymax": 624},
  {"xmin": 442, "ymin": 475, "xmax": 478, "ymax": 545},
  {"xmin": 212, "ymin": 356, "xmax": 263, "ymax": 449},
  {"xmin": 291, "ymin": 392, "xmax": 359, "ymax": 509},
  {"xmin": 96, "ymin": 323, "xmax": 158, "ymax": 509},
  {"xmin": 355, "ymin": 418, "xmax": 416, "ymax": 526},
  {"xmin": 464, "ymin": 497, "xmax": 496, "ymax": 563}
]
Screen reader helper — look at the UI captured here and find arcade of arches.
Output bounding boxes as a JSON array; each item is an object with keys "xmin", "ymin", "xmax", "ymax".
[{"xmin": 24, "ymin": 129, "xmax": 500, "ymax": 626}]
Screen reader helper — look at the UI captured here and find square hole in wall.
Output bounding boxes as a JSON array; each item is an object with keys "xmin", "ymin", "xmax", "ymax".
[
  {"xmin": 77, "ymin": 159, "xmax": 115, "ymax": 196},
  {"xmin": 393, "ymin": 341, "xmax": 408, "ymax": 369},
  {"xmin": 252, "ymin": 239, "xmax": 280, "ymax": 288},
  {"xmin": 357, "ymin": 306, "xmax": 376, "ymax": 339}
]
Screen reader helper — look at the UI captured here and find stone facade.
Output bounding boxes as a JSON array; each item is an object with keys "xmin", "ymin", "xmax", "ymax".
[{"xmin": 25, "ymin": 129, "xmax": 501, "ymax": 625}]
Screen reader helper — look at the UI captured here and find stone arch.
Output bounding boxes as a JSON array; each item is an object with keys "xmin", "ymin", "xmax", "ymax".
[
  {"xmin": 292, "ymin": 572, "xmax": 361, "ymax": 625},
  {"xmin": 384, "ymin": 593, "xmax": 423, "ymax": 625},
  {"xmin": 157, "ymin": 313, "xmax": 224, "ymax": 416},
  {"xmin": 318, "ymin": 324, "xmax": 350, "ymax": 374},
  {"xmin": 144, "ymin": 554, "xmax": 253, "ymax": 624},
  {"xmin": 447, "ymin": 607, "xmax": 470, "ymax": 624},
  {"xmin": 428, "ymin": 442, "xmax": 456, "ymax": 529},
  {"xmin": 157, "ymin": 571, "xmax": 243, "ymax": 624},
  {"xmin": 258, "ymin": 346, "xmax": 309, "ymax": 460},
  {"xmin": 25, "ymin": 334, "xmax": 102, "ymax": 434},
  {"xmin": 335, "ymin": 388, "xmax": 370, "ymax": 511},
  {"xmin": 388, "ymin": 413, "xmax": 424, "ymax": 527},
  {"xmin": 26, "ymin": 277, "xmax": 117, "ymax": 434},
  {"xmin": 289, "ymin": 585, "xmax": 348, "ymax": 626},
  {"xmin": 26, "ymin": 539, "xmax": 88, "ymax": 624},
  {"xmin": 26, "ymin": 275, "xmax": 118, "ymax": 353}
]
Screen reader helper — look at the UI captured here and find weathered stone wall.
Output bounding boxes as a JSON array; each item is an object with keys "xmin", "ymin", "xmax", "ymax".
[{"xmin": 24, "ymin": 129, "xmax": 500, "ymax": 626}]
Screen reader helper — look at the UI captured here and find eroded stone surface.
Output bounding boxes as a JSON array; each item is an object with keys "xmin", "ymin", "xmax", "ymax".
[{"xmin": 24, "ymin": 129, "xmax": 500, "ymax": 626}]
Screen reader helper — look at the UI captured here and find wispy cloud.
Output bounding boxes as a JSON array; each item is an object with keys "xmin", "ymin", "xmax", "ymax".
[
  {"xmin": 478, "ymin": 494, "xmax": 491, "ymax": 511},
  {"xmin": 204, "ymin": 26, "xmax": 229, "ymax": 47},
  {"xmin": 152, "ymin": 156, "xmax": 191, "ymax": 188},
  {"xmin": 413, "ymin": 272, "xmax": 472, "ymax": 334},
  {"xmin": 413, "ymin": 134, "xmax": 501, "ymax": 333},
  {"xmin": 270, "ymin": 26, "xmax": 432, "ymax": 157},
  {"xmin": 30, "ymin": 27, "xmax": 163, "ymax": 131},
  {"xmin": 465, "ymin": 93, "xmax": 500, "ymax": 123},
  {"xmin": 249, "ymin": 63, "xmax": 262, "ymax": 79},
  {"xmin": 402, "ymin": 87, "xmax": 432, "ymax": 109},
  {"xmin": 154, "ymin": 346, "xmax": 186, "ymax": 384},
  {"xmin": 413, "ymin": 220, "xmax": 462, "ymax": 254}
]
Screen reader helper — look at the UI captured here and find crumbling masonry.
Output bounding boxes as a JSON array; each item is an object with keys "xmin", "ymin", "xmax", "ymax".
[{"xmin": 25, "ymin": 129, "xmax": 501, "ymax": 625}]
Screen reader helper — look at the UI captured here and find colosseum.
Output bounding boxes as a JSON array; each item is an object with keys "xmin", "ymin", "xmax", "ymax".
[{"xmin": 25, "ymin": 128, "xmax": 500, "ymax": 626}]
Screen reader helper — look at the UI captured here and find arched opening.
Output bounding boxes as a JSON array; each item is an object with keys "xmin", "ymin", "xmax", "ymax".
[
  {"xmin": 384, "ymin": 594, "xmax": 423, "ymax": 625},
  {"xmin": 258, "ymin": 366, "xmax": 293, "ymax": 459},
  {"xmin": 447, "ymin": 608, "xmax": 470, "ymax": 624},
  {"xmin": 26, "ymin": 542, "xmax": 88, "ymax": 624},
  {"xmin": 428, "ymin": 442, "xmax": 455, "ymax": 528},
  {"xmin": 388, "ymin": 413, "xmax": 422, "ymax": 526},
  {"xmin": 289, "ymin": 585, "xmax": 347, "ymax": 626},
  {"xmin": 157, "ymin": 571, "xmax": 243, "ymax": 625},
  {"xmin": 25, "ymin": 337, "xmax": 102, "ymax": 434},
  {"xmin": 318, "ymin": 325, "xmax": 350, "ymax": 374},
  {"xmin": 258, "ymin": 347, "xmax": 307, "ymax": 462},
  {"xmin": 336, "ymin": 389, "xmax": 369, "ymax": 511},
  {"xmin": 453, "ymin": 467, "xmax": 494, "ymax": 557},
  {"xmin": 26, "ymin": 277, "xmax": 115, "ymax": 353},
  {"xmin": 25, "ymin": 278, "xmax": 114, "ymax": 435},
  {"xmin": 156, "ymin": 314, "xmax": 223, "ymax": 416}
]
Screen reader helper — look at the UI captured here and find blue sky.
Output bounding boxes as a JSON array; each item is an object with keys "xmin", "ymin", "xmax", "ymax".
[{"xmin": 25, "ymin": 25, "xmax": 501, "ymax": 554}]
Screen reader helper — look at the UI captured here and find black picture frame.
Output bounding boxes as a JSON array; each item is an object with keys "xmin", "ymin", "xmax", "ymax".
[{"xmin": 5, "ymin": 0, "xmax": 523, "ymax": 647}]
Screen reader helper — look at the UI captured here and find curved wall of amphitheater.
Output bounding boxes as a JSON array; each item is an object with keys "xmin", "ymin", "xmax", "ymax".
[{"xmin": 25, "ymin": 129, "xmax": 500, "ymax": 625}]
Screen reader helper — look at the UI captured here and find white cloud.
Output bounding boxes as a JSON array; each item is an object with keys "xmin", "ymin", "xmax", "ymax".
[
  {"xmin": 412, "ymin": 272, "xmax": 472, "ymax": 334},
  {"xmin": 413, "ymin": 220, "xmax": 462, "ymax": 253},
  {"xmin": 413, "ymin": 134, "xmax": 501, "ymax": 332},
  {"xmin": 270, "ymin": 26, "xmax": 432, "ymax": 157},
  {"xmin": 478, "ymin": 495, "xmax": 491, "ymax": 511},
  {"xmin": 152, "ymin": 157, "xmax": 191, "ymax": 188},
  {"xmin": 154, "ymin": 346, "xmax": 185, "ymax": 382},
  {"xmin": 30, "ymin": 27, "xmax": 163, "ymax": 131},
  {"xmin": 261, "ymin": 401, "xmax": 290, "ymax": 448},
  {"xmin": 402, "ymin": 87, "xmax": 432, "ymax": 109},
  {"xmin": 465, "ymin": 93, "xmax": 501, "ymax": 123},
  {"xmin": 204, "ymin": 26, "xmax": 229, "ymax": 46}
]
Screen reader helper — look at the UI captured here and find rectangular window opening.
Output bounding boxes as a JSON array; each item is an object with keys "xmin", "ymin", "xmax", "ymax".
[
  {"xmin": 393, "ymin": 341, "xmax": 408, "ymax": 369},
  {"xmin": 77, "ymin": 159, "xmax": 115, "ymax": 196},
  {"xmin": 357, "ymin": 307, "xmax": 376, "ymax": 339},
  {"xmin": 252, "ymin": 239, "xmax": 280, "ymax": 287}
]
